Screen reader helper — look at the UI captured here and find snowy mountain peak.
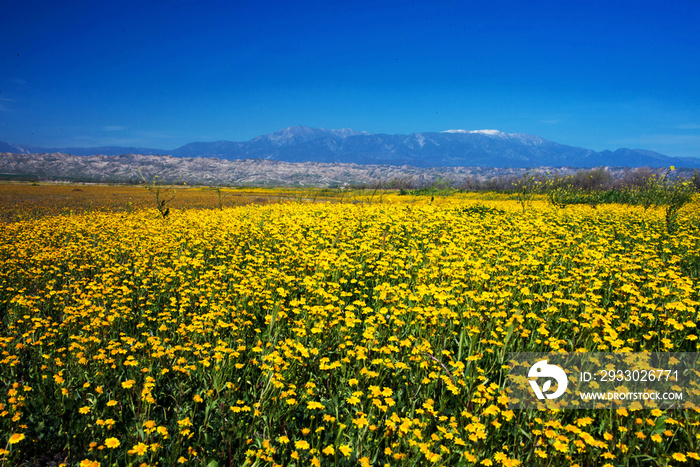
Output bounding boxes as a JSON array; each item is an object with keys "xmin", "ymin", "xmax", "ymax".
[
  {"xmin": 442, "ymin": 129, "xmax": 505, "ymax": 136},
  {"xmin": 254, "ymin": 126, "xmax": 371, "ymax": 145}
]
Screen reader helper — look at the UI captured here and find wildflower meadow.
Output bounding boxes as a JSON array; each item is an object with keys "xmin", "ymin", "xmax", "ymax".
[{"xmin": 1, "ymin": 185, "xmax": 699, "ymax": 466}]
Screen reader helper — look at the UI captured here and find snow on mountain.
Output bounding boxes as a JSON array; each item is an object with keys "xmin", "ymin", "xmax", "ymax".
[{"xmin": 442, "ymin": 129, "xmax": 505, "ymax": 136}]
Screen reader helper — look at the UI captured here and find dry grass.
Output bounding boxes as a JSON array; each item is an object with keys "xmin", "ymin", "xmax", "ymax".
[{"xmin": 0, "ymin": 183, "xmax": 292, "ymax": 222}]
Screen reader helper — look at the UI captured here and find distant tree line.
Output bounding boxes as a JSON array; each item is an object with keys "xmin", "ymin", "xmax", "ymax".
[{"xmin": 362, "ymin": 167, "xmax": 700, "ymax": 193}]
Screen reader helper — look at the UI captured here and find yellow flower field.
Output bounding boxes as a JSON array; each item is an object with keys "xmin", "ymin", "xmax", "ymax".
[{"xmin": 0, "ymin": 190, "xmax": 699, "ymax": 466}]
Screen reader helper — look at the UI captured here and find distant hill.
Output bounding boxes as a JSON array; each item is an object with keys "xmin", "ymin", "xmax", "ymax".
[
  {"xmin": 4, "ymin": 152, "xmax": 694, "ymax": 188},
  {"xmin": 2, "ymin": 126, "xmax": 699, "ymax": 168}
]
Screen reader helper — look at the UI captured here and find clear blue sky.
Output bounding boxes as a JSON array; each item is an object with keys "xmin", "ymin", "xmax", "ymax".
[{"xmin": 2, "ymin": 0, "xmax": 699, "ymax": 157}]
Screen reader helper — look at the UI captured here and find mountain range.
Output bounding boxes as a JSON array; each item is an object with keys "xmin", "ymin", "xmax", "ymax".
[{"xmin": 2, "ymin": 126, "xmax": 699, "ymax": 168}]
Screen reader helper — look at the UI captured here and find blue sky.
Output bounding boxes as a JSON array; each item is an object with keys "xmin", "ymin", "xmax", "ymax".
[{"xmin": 2, "ymin": 0, "xmax": 699, "ymax": 158}]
